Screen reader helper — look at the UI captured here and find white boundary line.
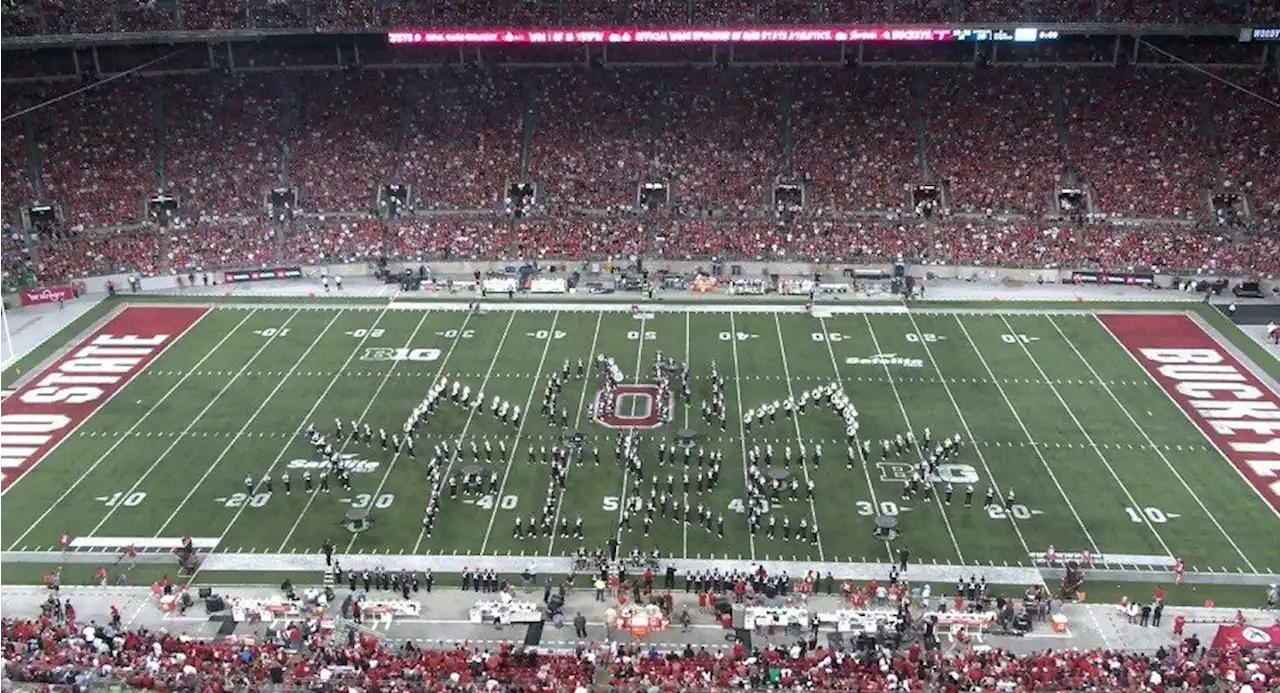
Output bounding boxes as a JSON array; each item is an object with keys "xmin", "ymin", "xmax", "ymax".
[
  {"xmin": 545, "ymin": 312, "xmax": 604, "ymax": 557},
  {"xmin": 276, "ymin": 309, "xmax": 433, "ymax": 550},
  {"xmin": 726, "ymin": 313, "xmax": 758, "ymax": 561},
  {"xmin": 899, "ymin": 312, "xmax": 1037, "ymax": 564},
  {"xmin": 1094, "ymin": 313, "xmax": 1280, "ymax": 521},
  {"xmin": 408, "ymin": 311, "xmax": 518, "ymax": 554},
  {"xmin": 1049, "ymin": 316, "xmax": 1257, "ymax": 570},
  {"xmin": 769, "ymin": 314, "xmax": 827, "ymax": 561},
  {"xmin": 4, "ymin": 307, "xmax": 236, "ymax": 549},
  {"xmin": 0, "ymin": 305, "xmax": 212, "ymax": 499},
  {"xmin": 994, "ymin": 314, "xmax": 1173, "ymax": 556},
  {"xmin": 152, "ymin": 311, "xmax": 346, "ymax": 535},
  {"xmin": 814, "ymin": 317, "xmax": 897, "ymax": 563},
  {"xmin": 951, "ymin": 315, "xmax": 1102, "ymax": 554},
  {"xmin": 85, "ymin": 309, "xmax": 305, "ymax": 536},
  {"xmin": 479, "ymin": 313, "xmax": 562, "ymax": 553},
  {"xmin": 860, "ymin": 314, "xmax": 964, "ymax": 562}
]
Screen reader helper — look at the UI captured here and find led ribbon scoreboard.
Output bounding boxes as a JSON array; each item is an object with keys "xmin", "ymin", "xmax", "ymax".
[{"xmin": 388, "ymin": 26, "xmax": 1064, "ymax": 45}]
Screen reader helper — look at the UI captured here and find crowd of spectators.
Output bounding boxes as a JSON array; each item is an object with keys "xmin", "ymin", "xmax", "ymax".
[
  {"xmin": 164, "ymin": 219, "xmax": 282, "ymax": 272},
  {"xmin": 791, "ymin": 70, "xmax": 919, "ymax": 216},
  {"xmin": 4, "ymin": 0, "xmax": 1259, "ymax": 36},
  {"xmin": 3, "ymin": 61, "xmax": 1278, "ymax": 283},
  {"xmin": 4, "ymin": 608, "xmax": 1279, "ymax": 691},
  {"xmin": 922, "ymin": 70, "xmax": 1062, "ymax": 217},
  {"xmin": 31, "ymin": 79, "xmax": 155, "ymax": 231},
  {"xmin": 1061, "ymin": 71, "xmax": 1217, "ymax": 219}
]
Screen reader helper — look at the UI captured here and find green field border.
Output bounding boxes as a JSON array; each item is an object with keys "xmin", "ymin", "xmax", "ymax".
[{"xmin": 6, "ymin": 294, "xmax": 1273, "ymax": 389}]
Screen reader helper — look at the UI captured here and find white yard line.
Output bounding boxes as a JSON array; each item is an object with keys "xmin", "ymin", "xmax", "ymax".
[
  {"xmin": 1051, "ymin": 316, "xmax": 1257, "ymax": 570},
  {"xmin": 612, "ymin": 314, "xmax": 650, "ymax": 552},
  {"xmin": 899, "ymin": 312, "xmax": 1036, "ymax": 562},
  {"xmin": 546, "ymin": 312, "xmax": 604, "ymax": 557},
  {"xmin": 4, "ymin": 309, "xmax": 254, "ymax": 550},
  {"xmin": 152, "ymin": 311, "xmax": 345, "ymax": 536},
  {"xmin": 681, "ymin": 311, "xmax": 691, "ymax": 559},
  {"xmin": 408, "ymin": 311, "xmax": 518, "ymax": 554},
  {"xmin": 275, "ymin": 310, "xmax": 433, "ymax": 550},
  {"xmin": 815, "ymin": 317, "xmax": 894, "ymax": 563},
  {"xmin": 995, "ymin": 315, "xmax": 1173, "ymax": 557},
  {"xmin": 952, "ymin": 316, "xmax": 1102, "ymax": 554},
  {"xmin": 479, "ymin": 313, "xmax": 563, "ymax": 554},
  {"xmin": 769, "ymin": 314, "xmax": 827, "ymax": 561},
  {"xmin": 1094, "ymin": 314, "xmax": 1280, "ymax": 521},
  {"xmin": 726, "ymin": 313, "xmax": 758, "ymax": 561},
  {"xmin": 86, "ymin": 309, "xmax": 305, "ymax": 537},
  {"xmin": 183, "ymin": 306, "xmax": 398, "ymax": 583},
  {"xmin": 860, "ymin": 315, "xmax": 963, "ymax": 562}
]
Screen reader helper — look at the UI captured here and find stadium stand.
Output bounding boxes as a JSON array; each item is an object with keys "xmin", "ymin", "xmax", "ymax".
[
  {"xmin": 1, "ymin": 41, "xmax": 1276, "ymax": 284},
  {"xmin": 3, "ymin": 614, "xmax": 1278, "ymax": 690}
]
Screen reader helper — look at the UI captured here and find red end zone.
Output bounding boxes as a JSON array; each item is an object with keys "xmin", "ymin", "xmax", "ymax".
[
  {"xmin": 0, "ymin": 306, "xmax": 208, "ymax": 493},
  {"xmin": 1099, "ymin": 313, "xmax": 1280, "ymax": 514}
]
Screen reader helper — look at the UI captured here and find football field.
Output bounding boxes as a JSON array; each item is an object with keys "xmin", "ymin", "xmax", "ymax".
[{"xmin": 2, "ymin": 301, "xmax": 1277, "ymax": 580}]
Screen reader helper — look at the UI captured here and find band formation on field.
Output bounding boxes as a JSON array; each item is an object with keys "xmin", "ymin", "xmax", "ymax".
[{"xmin": 1, "ymin": 302, "xmax": 1276, "ymax": 588}]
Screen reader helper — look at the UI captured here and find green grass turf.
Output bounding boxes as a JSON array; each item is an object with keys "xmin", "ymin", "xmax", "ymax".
[{"xmin": 3, "ymin": 304, "xmax": 1277, "ymax": 582}]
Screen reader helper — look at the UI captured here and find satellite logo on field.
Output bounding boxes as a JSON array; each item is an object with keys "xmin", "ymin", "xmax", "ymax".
[
  {"xmin": 289, "ymin": 454, "xmax": 379, "ymax": 473},
  {"xmin": 847, "ymin": 353, "xmax": 924, "ymax": 368}
]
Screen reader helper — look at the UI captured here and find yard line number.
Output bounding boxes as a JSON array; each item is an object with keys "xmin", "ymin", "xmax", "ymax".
[
  {"xmin": 719, "ymin": 332, "xmax": 755, "ymax": 341},
  {"xmin": 1125, "ymin": 506, "xmax": 1171, "ymax": 524},
  {"xmin": 988, "ymin": 504, "xmax": 1034, "ymax": 520},
  {"xmin": 102, "ymin": 491, "xmax": 146, "ymax": 507},
  {"xmin": 222, "ymin": 492, "xmax": 271, "ymax": 508},
  {"xmin": 529, "ymin": 330, "xmax": 566, "ymax": 340},
  {"xmin": 1001, "ymin": 334, "xmax": 1039, "ymax": 344},
  {"xmin": 352, "ymin": 493, "xmax": 395, "ymax": 509},
  {"xmin": 627, "ymin": 331, "xmax": 657, "ymax": 341},
  {"xmin": 349, "ymin": 328, "xmax": 385, "ymax": 338},
  {"xmin": 728, "ymin": 498, "xmax": 775, "ymax": 514},
  {"xmin": 603, "ymin": 496, "xmax": 644, "ymax": 512},
  {"xmin": 440, "ymin": 329, "xmax": 474, "ymax": 339},
  {"xmin": 905, "ymin": 333, "xmax": 942, "ymax": 343},
  {"xmin": 812, "ymin": 332, "xmax": 847, "ymax": 342},
  {"xmin": 254, "ymin": 327, "xmax": 290, "ymax": 337},
  {"xmin": 856, "ymin": 501, "xmax": 900, "ymax": 516},
  {"xmin": 475, "ymin": 494, "xmax": 518, "ymax": 510}
]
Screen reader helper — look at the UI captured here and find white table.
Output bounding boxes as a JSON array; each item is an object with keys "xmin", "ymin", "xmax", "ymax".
[
  {"xmin": 743, "ymin": 606, "xmax": 810, "ymax": 631},
  {"xmin": 470, "ymin": 599, "xmax": 542, "ymax": 625},
  {"xmin": 817, "ymin": 608, "xmax": 901, "ymax": 634},
  {"xmin": 230, "ymin": 599, "xmax": 301, "ymax": 623}
]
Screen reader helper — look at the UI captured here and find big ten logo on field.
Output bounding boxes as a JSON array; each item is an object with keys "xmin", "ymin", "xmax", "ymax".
[
  {"xmin": 878, "ymin": 462, "xmax": 979, "ymax": 485},
  {"xmin": 360, "ymin": 347, "xmax": 441, "ymax": 362},
  {"xmin": 595, "ymin": 384, "xmax": 669, "ymax": 429}
]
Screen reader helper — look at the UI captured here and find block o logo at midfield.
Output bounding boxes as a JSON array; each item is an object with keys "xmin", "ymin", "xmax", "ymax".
[{"xmin": 595, "ymin": 384, "xmax": 668, "ymax": 429}]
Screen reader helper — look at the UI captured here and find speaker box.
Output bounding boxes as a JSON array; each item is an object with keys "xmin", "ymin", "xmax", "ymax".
[{"xmin": 198, "ymin": 587, "xmax": 213, "ymax": 599}]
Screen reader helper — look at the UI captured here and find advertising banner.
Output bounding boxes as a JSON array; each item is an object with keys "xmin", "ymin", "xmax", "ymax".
[
  {"xmin": 1067, "ymin": 270, "xmax": 1154, "ymax": 286},
  {"xmin": 19, "ymin": 284, "xmax": 77, "ymax": 306},
  {"xmin": 223, "ymin": 267, "xmax": 303, "ymax": 283}
]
